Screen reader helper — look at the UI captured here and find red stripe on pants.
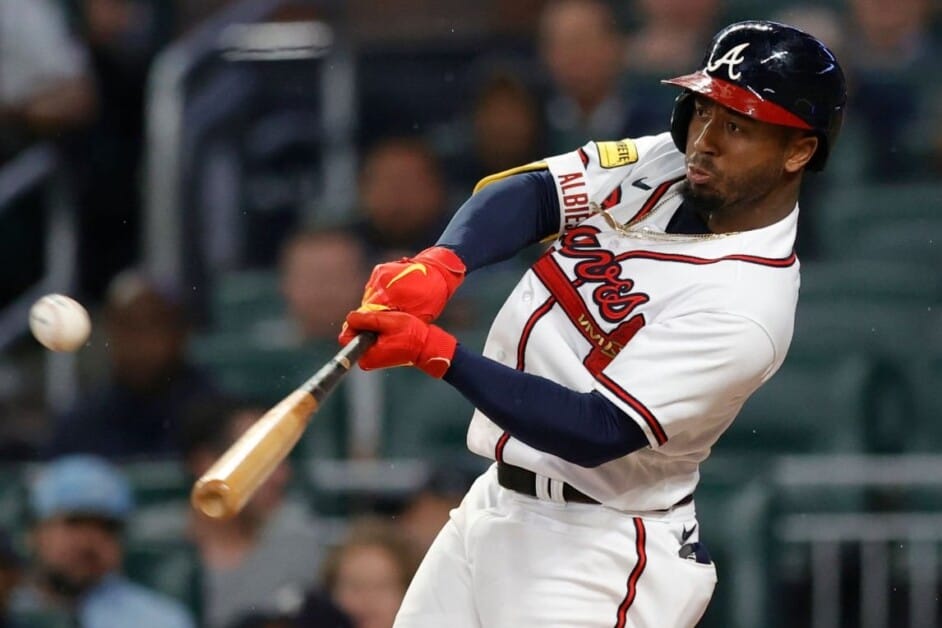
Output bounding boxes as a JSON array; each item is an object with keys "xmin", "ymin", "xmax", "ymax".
[{"xmin": 614, "ymin": 518, "xmax": 647, "ymax": 627}]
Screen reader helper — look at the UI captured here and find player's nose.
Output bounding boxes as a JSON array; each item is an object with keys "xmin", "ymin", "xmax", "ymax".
[{"xmin": 691, "ymin": 119, "xmax": 720, "ymax": 156}]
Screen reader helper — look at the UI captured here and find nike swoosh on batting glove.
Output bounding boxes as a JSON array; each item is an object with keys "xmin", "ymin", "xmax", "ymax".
[
  {"xmin": 358, "ymin": 246, "xmax": 466, "ymax": 322},
  {"xmin": 341, "ymin": 310, "xmax": 457, "ymax": 378}
]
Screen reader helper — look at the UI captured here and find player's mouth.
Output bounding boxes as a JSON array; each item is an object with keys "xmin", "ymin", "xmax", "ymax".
[{"xmin": 686, "ymin": 164, "xmax": 714, "ymax": 185}]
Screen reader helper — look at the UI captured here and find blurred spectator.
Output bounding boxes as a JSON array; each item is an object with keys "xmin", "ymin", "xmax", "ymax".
[
  {"xmin": 174, "ymin": 0, "xmax": 235, "ymax": 33},
  {"xmin": 181, "ymin": 398, "xmax": 330, "ymax": 628},
  {"xmin": 439, "ymin": 70, "xmax": 546, "ymax": 194},
  {"xmin": 275, "ymin": 225, "xmax": 390, "ymax": 459},
  {"xmin": 47, "ymin": 270, "xmax": 220, "ymax": 460},
  {"xmin": 291, "ymin": 589, "xmax": 353, "ymax": 628},
  {"xmin": 354, "ymin": 137, "xmax": 452, "ymax": 261},
  {"xmin": 835, "ymin": 0, "xmax": 942, "ymax": 181},
  {"xmin": 848, "ymin": 0, "xmax": 935, "ymax": 68},
  {"xmin": 278, "ymin": 227, "xmax": 369, "ymax": 343},
  {"xmin": 321, "ymin": 519, "xmax": 419, "ymax": 628},
  {"xmin": 226, "ymin": 615, "xmax": 296, "ymax": 628},
  {"xmin": 394, "ymin": 463, "xmax": 478, "ymax": 559},
  {"xmin": 72, "ymin": 0, "xmax": 176, "ymax": 298},
  {"xmin": 0, "ymin": 393, "xmax": 46, "ymax": 462},
  {"xmin": 618, "ymin": 0, "xmax": 722, "ymax": 148},
  {"xmin": 347, "ymin": 0, "xmax": 489, "ymax": 43},
  {"xmin": 623, "ymin": 0, "xmax": 722, "ymax": 76},
  {"xmin": 9, "ymin": 455, "xmax": 195, "ymax": 627},
  {"xmin": 0, "ymin": 529, "xmax": 22, "ymax": 627},
  {"xmin": 0, "ymin": 0, "xmax": 97, "ymax": 303},
  {"xmin": 0, "ymin": 0, "xmax": 96, "ymax": 156},
  {"xmin": 537, "ymin": 0, "xmax": 661, "ymax": 153},
  {"xmin": 771, "ymin": 5, "xmax": 847, "ymax": 60},
  {"xmin": 489, "ymin": 0, "xmax": 550, "ymax": 39}
]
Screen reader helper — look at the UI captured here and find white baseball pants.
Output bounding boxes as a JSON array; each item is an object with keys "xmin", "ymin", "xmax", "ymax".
[{"xmin": 394, "ymin": 464, "xmax": 716, "ymax": 628}]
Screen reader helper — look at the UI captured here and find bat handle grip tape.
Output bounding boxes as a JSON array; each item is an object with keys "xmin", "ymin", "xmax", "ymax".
[{"xmin": 302, "ymin": 331, "xmax": 377, "ymax": 402}]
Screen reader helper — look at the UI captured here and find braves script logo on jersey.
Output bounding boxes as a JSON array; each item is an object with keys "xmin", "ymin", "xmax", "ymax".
[
  {"xmin": 706, "ymin": 42, "xmax": 750, "ymax": 80},
  {"xmin": 559, "ymin": 226, "xmax": 650, "ymax": 324},
  {"xmin": 532, "ymin": 225, "xmax": 649, "ymax": 373}
]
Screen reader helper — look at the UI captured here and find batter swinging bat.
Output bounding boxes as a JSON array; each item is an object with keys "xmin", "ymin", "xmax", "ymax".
[{"xmin": 191, "ymin": 331, "xmax": 377, "ymax": 519}]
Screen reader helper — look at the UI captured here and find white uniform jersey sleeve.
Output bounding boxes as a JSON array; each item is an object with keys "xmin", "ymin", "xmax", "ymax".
[
  {"xmin": 542, "ymin": 134, "xmax": 681, "ymax": 234},
  {"xmin": 593, "ymin": 310, "xmax": 778, "ymax": 450}
]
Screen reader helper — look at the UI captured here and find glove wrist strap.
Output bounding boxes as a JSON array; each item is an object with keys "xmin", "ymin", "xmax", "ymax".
[{"xmin": 418, "ymin": 325, "xmax": 458, "ymax": 378}]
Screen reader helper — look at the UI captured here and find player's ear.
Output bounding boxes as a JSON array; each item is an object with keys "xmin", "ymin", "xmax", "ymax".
[{"xmin": 783, "ymin": 133, "xmax": 818, "ymax": 173}]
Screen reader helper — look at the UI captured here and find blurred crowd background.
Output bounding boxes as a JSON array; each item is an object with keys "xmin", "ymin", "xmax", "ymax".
[{"xmin": 0, "ymin": 0, "xmax": 940, "ymax": 626}]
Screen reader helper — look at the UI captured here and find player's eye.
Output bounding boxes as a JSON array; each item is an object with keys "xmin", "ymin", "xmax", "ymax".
[{"xmin": 726, "ymin": 121, "xmax": 741, "ymax": 134}]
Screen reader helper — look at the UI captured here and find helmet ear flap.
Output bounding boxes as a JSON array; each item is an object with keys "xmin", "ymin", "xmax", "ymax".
[
  {"xmin": 806, "ymin": 108, "xmax": 843, "ymax": 172},
  {"xmin": 669, "ymin": 90, "xmax": 695, "ymax": 156}
]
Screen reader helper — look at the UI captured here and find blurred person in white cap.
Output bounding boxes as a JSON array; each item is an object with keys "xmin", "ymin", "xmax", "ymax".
[{"xmin": 9, "ymin": 454, "xmax": 196, "ymax": 628}]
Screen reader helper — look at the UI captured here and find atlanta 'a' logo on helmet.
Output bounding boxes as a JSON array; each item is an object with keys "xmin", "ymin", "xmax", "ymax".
[{"xmin": 706, "ymin": 42, "xmax": 750, "ymax": 80}]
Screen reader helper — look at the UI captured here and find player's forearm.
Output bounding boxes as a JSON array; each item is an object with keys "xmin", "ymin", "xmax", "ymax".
[
  {"xmin": 436, "ymin": 171, "xmax": 559, "ymax": 271},
  {"xmin": 443, "ymin": 345, "xmax": 648, "ymax": 466}
]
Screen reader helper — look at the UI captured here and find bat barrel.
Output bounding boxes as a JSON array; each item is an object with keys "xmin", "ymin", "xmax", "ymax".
[
  {"xmin": 191, "ymin": 389, "xmax": 317, "ymax": 519},
  {"xmin": 190, "ymin": 332, "xmax": 377, "ymax": 519}
]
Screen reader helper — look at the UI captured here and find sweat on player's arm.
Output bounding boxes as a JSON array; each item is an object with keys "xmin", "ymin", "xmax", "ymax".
[{"xmin": 339, "ymin": 19, "xmax": 845, "ymax": 628}]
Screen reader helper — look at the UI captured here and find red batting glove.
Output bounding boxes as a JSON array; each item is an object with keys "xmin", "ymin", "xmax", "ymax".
[
  {"xmin": 341, "ymin": 310, "xmax": 457, "ymax": 378},
  {"xmin": 359, "ymin": 246, "xmax": 466, "ymax": 322}
]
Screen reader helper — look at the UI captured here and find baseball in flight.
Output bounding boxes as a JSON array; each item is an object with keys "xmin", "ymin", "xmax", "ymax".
[{"xmin": 28, "ymin": 294, "xmax": 91, "ymax": 352}]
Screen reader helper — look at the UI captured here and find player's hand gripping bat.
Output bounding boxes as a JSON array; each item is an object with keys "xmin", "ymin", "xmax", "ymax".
[{"xmin": 190, "ymin": 331, "xmax": 377, "ymax": 519}]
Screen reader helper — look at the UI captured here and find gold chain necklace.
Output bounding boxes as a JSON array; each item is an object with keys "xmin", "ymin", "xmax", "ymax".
[{"xmin": 592, "ymin": 186, "xmax": 740, "ymax": 242}]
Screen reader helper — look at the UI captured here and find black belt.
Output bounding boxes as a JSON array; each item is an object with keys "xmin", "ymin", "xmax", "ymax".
[
  {"xmin": 498, "ymin": 462, "xmax": 600, "ymax": 504},
  {"xmin": 497, "ymin": 462, "xmax": 694, "ymax": 510}
]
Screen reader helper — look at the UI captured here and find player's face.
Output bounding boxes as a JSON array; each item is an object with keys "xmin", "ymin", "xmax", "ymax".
[{"xmin": 681, "ymin": 96, "xmax": 801, "ymax": 221}]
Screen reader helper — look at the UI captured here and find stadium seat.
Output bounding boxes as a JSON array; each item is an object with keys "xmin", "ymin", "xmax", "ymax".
[
  {"xmin": 210, "ymin": 269, "xmax": 284, "ymax": 333},
  {"xmin": 916, "ymin": 324, "xmax": 942, "ymax": 450},
  {"xmin": 790, "ymin": 297, "xmax": 931, "ymax": 443},
  {"xmin": 814, "ymin": 182, "xmax": 942, "ymax": 264},
  {"xmin": 8, "ymin": 610, "xmax": 73, "ymax": 628},
  {"xmin": 853, "ymin": 221, "xmax": 942, "ymax": 267},
  {"xmin": 798, "ymin": 259, "xmax": 939, "ymax": 306},
  {"xmin": 0, "ymin": 467, "xmax": 26, "ymax": 532},
  {"xmin": 722, "ymin": 353, "xmax": 908, "ymax": 454},
  {"xmin": 189, "ymin": 334, "xmax": 334, "ymax": 401},
  {"xmin": 791, "ymin": 300, "xmax": 932, "ymax": 364},
  {"xmin": 380, "ymin": 367, "xmax": 474, "ymax": 460},
  {"xmin": 694, "ymin": 456, "xmax": 775, "ymax": 628},
  {"xmin": 121, "ymin": 460, "xmax": 190, "ymax": 507}
]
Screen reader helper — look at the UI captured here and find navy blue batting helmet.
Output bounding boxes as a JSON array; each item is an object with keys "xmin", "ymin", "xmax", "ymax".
[{"xmin": 662, "ymin": 21, "xmax": 846, "ymax": 171}]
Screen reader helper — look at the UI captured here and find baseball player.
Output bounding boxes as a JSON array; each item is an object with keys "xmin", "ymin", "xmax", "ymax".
[{"xmin": 339, "ymin": 21, "xmax": 846, "ymax": 627}]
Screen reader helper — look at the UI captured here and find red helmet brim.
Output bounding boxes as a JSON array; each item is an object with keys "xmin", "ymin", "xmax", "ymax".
[{"xmin": 662, "ymin": 71, "xmax": 814, "ymax": 131}]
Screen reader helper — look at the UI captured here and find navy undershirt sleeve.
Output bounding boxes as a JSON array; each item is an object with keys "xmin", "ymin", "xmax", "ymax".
[
  {"xmin": 436, "ymin": 171, "xmax": 560, "ymax": 272},
  {"xmin": 443, "ymin": 345, "xmax": 650, "ymax": 467},
  {"xmin": 435, "ymin": 169, "xmax": 651, "ymax": 465}
]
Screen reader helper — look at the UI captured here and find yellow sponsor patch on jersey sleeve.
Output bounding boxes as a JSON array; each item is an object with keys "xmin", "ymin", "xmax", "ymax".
[{"xmin": 596, "ymin": 140, "xmax": 639, "ymax": 169}]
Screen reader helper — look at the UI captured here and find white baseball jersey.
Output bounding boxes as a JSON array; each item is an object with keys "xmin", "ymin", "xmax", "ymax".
[{"xmin": 466, "ymin": 132, "xmax": 800, "ymax": 512}]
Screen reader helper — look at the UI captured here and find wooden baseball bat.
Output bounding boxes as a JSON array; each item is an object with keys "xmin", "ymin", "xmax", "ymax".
[{"xmin": 191, "ymin": 331, "xmax": 377, "ymax": 519}]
